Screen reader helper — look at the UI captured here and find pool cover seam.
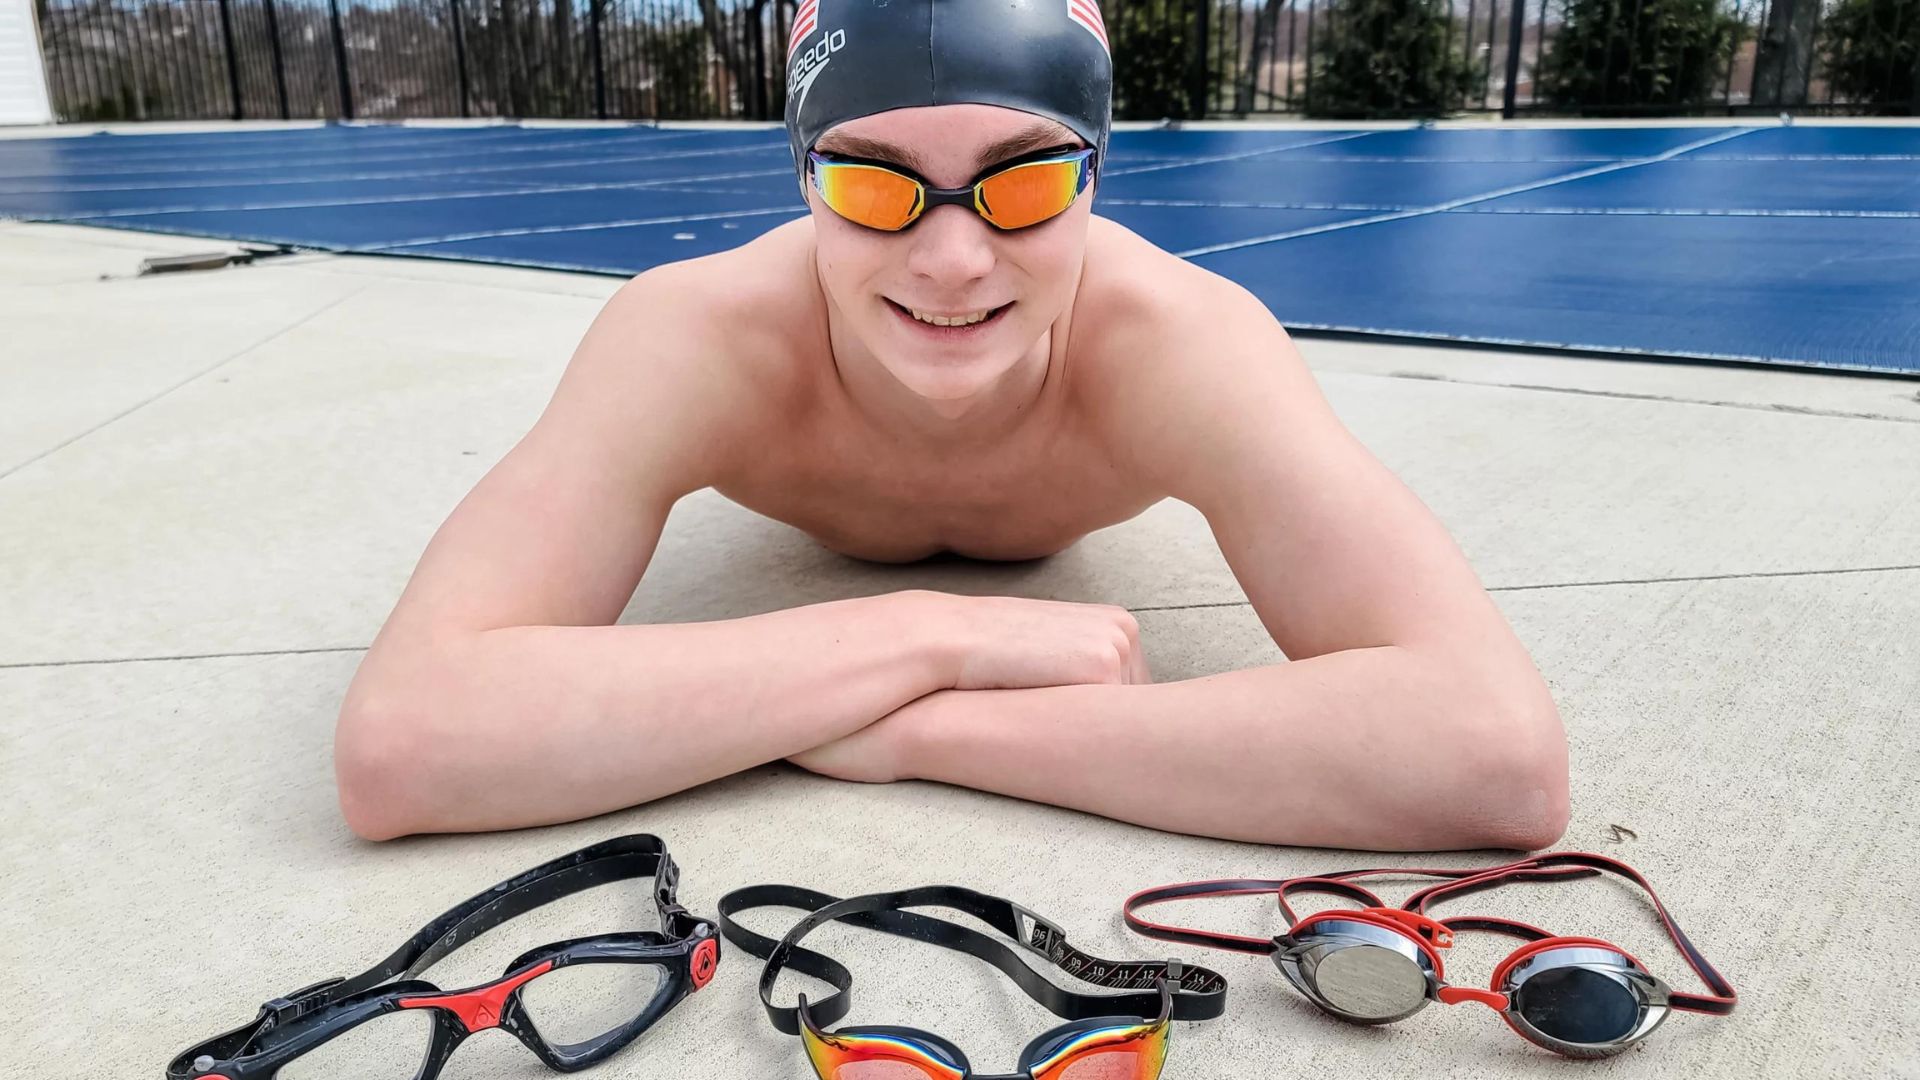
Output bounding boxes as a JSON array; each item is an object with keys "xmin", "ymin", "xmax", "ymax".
[
  {"xmin": 203, "ymin": 135, "xmax": 1395, "ymax": 250},
  {"xmin": 1106, "ymin": 198, "xmax": 1920, "ymax": 219},
  {"xmin": 1101, "ymin": 130, "xmax": 1384, "ymax": 176},
  {"xmin": 9, "ymin": 560, "xmax": 1920, "ymax": 670},
  {"xmin": 1453, "ymin": 206, "xmax": 1920, "ymax": 218},
  {"xmin": 14, "ymin": 131, "xmax": 1385, "ymax": 246},
  {"xmin": 366, "ymin": 205, "xmax": 806, "ymax": 250},
  {"xmin": 0, "ymin": 122, "xmax": 720, "ymax": 160},
  {"xmin": 0, "ymin": 141, "xmax": 788, "ymax": 196},
  {"xmin": 1171, "ymin": 126, "xmax": 1767, "ymax": 258},
  {"xmin": 4, "ymin": 127, "xmax": 1349, "ymax": 200},
  {"xmin": 0, "ymin": 128, "xmax": 748, "ymax": 181},
  {"xmin": 16, "ymin": 166, "xmax": 794, "ymax": 222}
]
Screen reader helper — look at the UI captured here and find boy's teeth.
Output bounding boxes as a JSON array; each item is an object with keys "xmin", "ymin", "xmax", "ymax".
[{"xmin": 909, "ymin": 306, "xmax": 991, "ymax": 327}]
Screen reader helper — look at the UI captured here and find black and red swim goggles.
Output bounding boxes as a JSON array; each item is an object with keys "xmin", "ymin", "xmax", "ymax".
[
  {"xmin": 166, "ymin": 835, "xmax": 720, "ymax": 1079},
  {"xmin": 1124, "ymin": 852, "xmax": 1736, "ymax": 1058}
]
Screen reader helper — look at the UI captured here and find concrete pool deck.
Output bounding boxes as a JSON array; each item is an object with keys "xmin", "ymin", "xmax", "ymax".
[{"xmin": 3, "ymin": 218, "xmax": 1916, "ymax": 1078}]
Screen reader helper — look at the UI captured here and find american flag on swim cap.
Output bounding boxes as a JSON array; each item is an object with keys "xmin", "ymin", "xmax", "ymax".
[
  {"xmin": 1068, "ymin": 0, "xmax": 1108, "ymax": 51},
  {"xmin": 789, "ymin": 0, "xmax": 819, "ymax": 53}
]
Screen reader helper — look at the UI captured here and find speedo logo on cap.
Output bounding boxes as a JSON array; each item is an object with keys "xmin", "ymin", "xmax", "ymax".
[{"xmin": 787, "ymin": 0, "xmax": 845, "ymax": 113}]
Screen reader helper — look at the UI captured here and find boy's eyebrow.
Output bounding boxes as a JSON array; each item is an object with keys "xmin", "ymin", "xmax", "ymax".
[
  {"xmin": 813, "ymin": 121, "xmax": 1080, "ymax": 175},
  {"xmin": 971, "ymin": 123, "xmax": 1081, "ymax": 169},
  {"xmin": 811, "ymin": 134, "xmax": 930, "ymax": 173}
]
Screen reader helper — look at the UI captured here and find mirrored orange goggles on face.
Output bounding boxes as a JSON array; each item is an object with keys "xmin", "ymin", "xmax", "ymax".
[{"xmin": 807, "ymin": 147, "xmax": 1097, "ymax": 232}]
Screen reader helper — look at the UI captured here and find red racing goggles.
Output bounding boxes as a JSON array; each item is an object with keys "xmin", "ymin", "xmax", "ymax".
[{"xmin": 1124, "ymin": 852, "xmax": 1736, "ymax": 1058}]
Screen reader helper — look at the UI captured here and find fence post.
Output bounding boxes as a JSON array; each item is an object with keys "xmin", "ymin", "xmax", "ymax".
[
  {"xmin": 1500, "ymin": 0, "xmax": 1526, "ymax": 118},
  {"xmin": 215, "ymin": 0, "xmax": 243, "ymax": 119},
  {"xmin": 747, "ymin": 0, "xmax": 767, "ymax": 119},
  {"xmin": 1190, "ymin": 0, "xmax": 1212, "ymax": 118},
  {"xmin": 261, "ymin": 0, "xmax": 290, "ymax": 119},
  {"xmin": 591, "ymin": 0, "xmax": 607, "ymax": 118},
  {"xmin": 328, "ymin": 0, "xmax": 355, "ymax": 119},
  {"xmin": 449, "ymin": 0, "xmax": 471, "ymax": 116}
]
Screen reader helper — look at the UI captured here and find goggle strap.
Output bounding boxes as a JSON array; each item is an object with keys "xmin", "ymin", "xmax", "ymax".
[
  {"xmin": 1441, "ymin": 914, "xmax": 1556, "ymax": 941},
  {"xmin": 1124, "ymin": 869, "xmax": 1558, "ymax": 950},
  {"xmin": 166, "ymin": 1010, "xmax": 275, "ymax": 1078},
  {"xmin": 718, "ymin": 882, "xmax": 1227, "ymax": 1038},
  {"xmin": 1123, "ymin": 877, "xmax": 1296, "ymax": 955},
  {"xmin": 1406, "ymin": 852, "xmax": 1737, "ymax": 1011},
  {"xmin": 716, "ymin": 883, "xmax": 855, "ymax": 1036},
  {"xmin": 389, "ymin": 835, "xmax": 681, "ymax": 981}
]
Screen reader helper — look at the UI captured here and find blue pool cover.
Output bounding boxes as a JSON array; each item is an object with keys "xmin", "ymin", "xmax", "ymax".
[{"xmin": 3, "ymin": 121, "xmax": 1915, "ymax": 374}]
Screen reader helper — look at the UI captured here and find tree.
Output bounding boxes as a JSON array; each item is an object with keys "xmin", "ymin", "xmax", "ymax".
[
  {"xmin": 1112, "ymin": 0, "xmax": 1207, "ymax": 118},
  {"xmin": 1820, "ymin": 0, "xmax": 1918, "ymax": 114},
  {"xmin": 1752, "ymin": 0, "xmax": 1819, "ymax": 105},
  {"xmin": 1535, "ymin": 0, "xmax": 1744, "ymax": 111},
  {"xmin": 1305, "ymin": 0, "xmax": 1479, "ymax": 117}
]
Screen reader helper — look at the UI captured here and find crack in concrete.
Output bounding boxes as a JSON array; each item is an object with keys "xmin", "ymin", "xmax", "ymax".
[
  {"xmin": 1359, "ymin": 369, "xmax": 1920, "ymax": 423},
  {"xmin": 0, "ymin": 287, "xmax": 364, "ymax": 483},
  {"xmin": 8, "ymin": 560, "xmax": 1917, "ymax": 669},
  {"xmin": 1134, "ymin": 563, "xmax": 1920, "ymax": 613},
  {"xmin": 0, "ymin": 645, "xmax": 366, "ymax": 671}
]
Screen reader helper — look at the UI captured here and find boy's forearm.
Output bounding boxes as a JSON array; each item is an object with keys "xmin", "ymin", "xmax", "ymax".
[
  {"xmin": 900, "ymin": 646, "xmax": 1569, "ymax": 852},
  {"xmin": 336, "ymin": 591, "xmax": 957, "ymax": 838}
]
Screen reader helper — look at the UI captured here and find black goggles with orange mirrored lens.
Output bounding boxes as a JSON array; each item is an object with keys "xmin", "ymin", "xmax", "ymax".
[
  {"xmin": 167, "ymin": 835, "xmax": 720, "ymax": 1080},
  {"xmin": 719, "ymin": 883, "xmax": 1227, "ymax": 1080},
  {"xmin": 807, "ymin": 147, "xmax": 1097, "ymax": 232},
  {"xmin": 1124, "ymin": 852, "xmax": 1736, "ymax": 1059}
]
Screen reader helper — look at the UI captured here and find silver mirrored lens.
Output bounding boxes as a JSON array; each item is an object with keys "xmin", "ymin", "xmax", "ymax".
[
  {"xmin": 1308, "ymin": 944, "xmax": 1430, "ymax": 1021},
  {"xmin": 520, "ymin": 961, "xmax": 666, "ymax": 1053},
  {"xmin": 278, "ymin": 1008, "xmax": 433, "ymax": 1080},
  {"xmin": 1512, "ymin": 965, "xmax": 1643, "ymax": 1046}
]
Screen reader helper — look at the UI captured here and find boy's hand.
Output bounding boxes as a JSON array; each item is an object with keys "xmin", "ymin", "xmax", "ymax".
[
  {"xmin": 937, "ymin": 594, "xmax": 1151, "ymax": 689},
  {"xmin": 785, "ymin": 691, "xmax": 954, "ymax": 784}
]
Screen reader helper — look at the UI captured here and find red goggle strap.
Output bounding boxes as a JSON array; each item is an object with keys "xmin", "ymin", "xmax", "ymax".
[
  {"xmin": 1123, "ymin": 864, "xmax": 1596, "ymax": 955},
  {"xmin": 1404, "ymin": 851, "xmax": 1737, "ymax": 1015},
  {"xmin": 1123, "ymin": 878, "xmax": 1304, "ymax": 954}
]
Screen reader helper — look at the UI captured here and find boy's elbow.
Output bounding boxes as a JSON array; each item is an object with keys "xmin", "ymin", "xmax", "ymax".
[
  {"xmin": 334, "ymin": 692, "xmax": 436, "ymax": 841},
  {"xmin": 1461, "ymin": 674, "xmax": 1570, "ymax": 851}
]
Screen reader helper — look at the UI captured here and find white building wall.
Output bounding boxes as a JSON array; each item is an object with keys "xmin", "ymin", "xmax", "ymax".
[{"xmin": 0, "ymin": 0, "xmax": 55, "ymax": 125}]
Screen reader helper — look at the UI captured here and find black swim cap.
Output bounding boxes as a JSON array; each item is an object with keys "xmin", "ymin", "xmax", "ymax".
[{"xmin": 784, "ymin": 0, "xmax": 1114, "ymax": 191}]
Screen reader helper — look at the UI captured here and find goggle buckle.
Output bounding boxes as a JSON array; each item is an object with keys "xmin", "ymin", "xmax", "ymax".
[{"xmin": 1365, "ymin": 907, "xmax": 1455, "ymax": 947}]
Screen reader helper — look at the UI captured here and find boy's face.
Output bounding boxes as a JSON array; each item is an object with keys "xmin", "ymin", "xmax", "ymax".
[{"xmin": 807, "ymin": 103, "xmax": 1095, "ymax": 404}]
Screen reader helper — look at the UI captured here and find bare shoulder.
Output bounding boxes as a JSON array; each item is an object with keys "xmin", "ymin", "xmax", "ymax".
[
  {"xmin": 1069, "ymin": 216, "xmax": 1325, "ymax": 482},
  {"xmin": 585, "ymin": 218, "xmax": 819, "ymax": 393},
  {"xmin": 544, "ymin": 220, "xmax": 823, "ymax": 491}
]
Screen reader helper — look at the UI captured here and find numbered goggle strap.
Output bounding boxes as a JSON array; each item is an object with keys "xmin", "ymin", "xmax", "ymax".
[
  {"xmin": 1403, "ymin": 851, "xmax": 1737, "ymax": 1015},
  {"xmin": 169, "ymin": 833, "xmax": 694, "ymax": 1074},
  {"xmin": 718, "ymin": 883, "xmax": 1227, "ymax": 1036}
]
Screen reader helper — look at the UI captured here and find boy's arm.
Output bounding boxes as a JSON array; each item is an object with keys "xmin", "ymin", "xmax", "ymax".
[
  {"xmin": 807, "ymin": 269, "xmax": 1568, "ymax": 851},
  {"xmin": 332, "ymin": 266, "xmax": 943, "ymax": 839}
]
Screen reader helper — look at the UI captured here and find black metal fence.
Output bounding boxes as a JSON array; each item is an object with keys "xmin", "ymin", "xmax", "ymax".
[{"xmin": 31, "ymin": 0, "xmax": 1916, "ymax": 123}]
